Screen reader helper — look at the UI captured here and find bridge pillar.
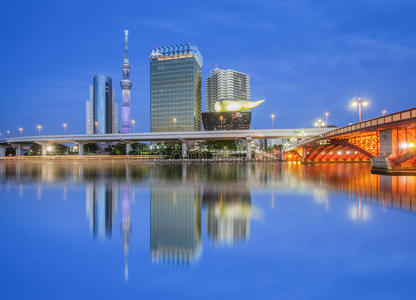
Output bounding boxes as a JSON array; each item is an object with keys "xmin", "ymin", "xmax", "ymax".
[
  {"xmin": 372, "ymin": 128, "xmax": 413, "ymax": 174},
  {"xmin": 371, "ymin": 129, "xmax": 396, "ymax": 173},
  {"xmin": 78, "ymin": 143, "xmax": 85, "ymax": 156},
  {"xmin": 126, "ymin": 143, "xmax": 132, "ymax": 155},
  {"xmin": 246, "ymin": 137, "xmax": 252, "ymax": 160},
  {"xmin": 182, "ymin": 141, "xmax": 188, "ymax": 158},
  {"xmin": 0, "ymin": 145, "xmax": 6, "ymax": 157},
  {"xmin": 41, "ymin": 144, "xmax": 47, "ymax": 156},
  {"xmin": 14, "ymin": 144, "xmax": 22, "ymax": 156}
]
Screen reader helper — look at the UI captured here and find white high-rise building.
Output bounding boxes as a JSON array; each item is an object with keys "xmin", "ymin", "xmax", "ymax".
[{"xmin": 205, "ymin": 68, "xmax": 250, "ymax": 112}]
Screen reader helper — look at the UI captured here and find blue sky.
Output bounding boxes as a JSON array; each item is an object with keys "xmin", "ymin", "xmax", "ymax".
[{"xmin": 1, "ymin": 0, "xmax": 416, "ymax": 135}]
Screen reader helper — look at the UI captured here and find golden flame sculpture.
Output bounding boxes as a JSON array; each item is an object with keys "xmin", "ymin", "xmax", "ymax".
[{"xmin": 214, "ymin": 100, "xmax": 265, "ymax": 112}]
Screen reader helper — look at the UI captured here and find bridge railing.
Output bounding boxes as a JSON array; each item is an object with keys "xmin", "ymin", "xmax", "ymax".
[{"xmin": 322, "ymin": 107, "xmax": 416, "ymax": 138}]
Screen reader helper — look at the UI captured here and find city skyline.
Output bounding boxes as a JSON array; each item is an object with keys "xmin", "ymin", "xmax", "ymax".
[{"xmin": 2, "ymin": 1, "xmax": 416, "ymax": 135}]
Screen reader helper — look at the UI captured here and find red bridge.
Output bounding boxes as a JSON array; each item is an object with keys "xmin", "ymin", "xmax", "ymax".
[{"xmin": 284, "ymin": 107, "xmax": 416, "ymax": 174}]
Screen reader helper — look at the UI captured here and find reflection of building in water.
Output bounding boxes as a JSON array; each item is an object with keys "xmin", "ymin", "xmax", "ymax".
[
  {"xmin": 86, "ymin": 182, "xmax": 119, "ymax": 240},
  {"xmin": 150, "ymin": 185, "xmax": 202, "ymax": 266},
  {"xmin": 203, "ymin": 186, "xmax": 253, "ymax": 245},
  {"xmin": 121, "ymin": 184, "xmax": 131, "ymax": 280}
]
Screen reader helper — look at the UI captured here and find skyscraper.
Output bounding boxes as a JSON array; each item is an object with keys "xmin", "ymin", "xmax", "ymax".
[
  {"xmin": 206, "ymin": 68, "xmax": 250, "ymax": 112},
  {"xmin": 120, "ymin": 30, "xmax": 132, "ymax": 133},
  {"xmin": 86, "ymin": 75, "xmax": 118, "ymax": 134},
  {"xmin": 150, "ymin": 44, "xmax": 202, "ymax": 132}
]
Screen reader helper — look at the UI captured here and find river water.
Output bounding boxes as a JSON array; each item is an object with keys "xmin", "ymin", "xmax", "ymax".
[{"xmin": 0, "ymin": 161, "xmax": 415, "ymax": 299}]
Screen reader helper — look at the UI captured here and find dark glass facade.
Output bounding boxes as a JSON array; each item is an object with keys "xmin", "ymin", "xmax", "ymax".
[
  {"xmin": 93, "ymin": 75, "xmax": 113, "ymax": 134},
  {"xmin": 202, "ymin": 111, "xmax": 252, "ymax": 131},
  {"xmin": 150, "ymin": 52, "xmax": 202, "ymax": 132}
]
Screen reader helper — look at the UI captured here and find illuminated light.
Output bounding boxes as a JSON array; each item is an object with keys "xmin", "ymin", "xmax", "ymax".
[
  {"xmin": 338, "ymin": 151, "xmax": 343, "ymax": 155},
  {"xmin": 354, "ymin": 151, "xmax": 358, "ymax": 154},
  {"xmin": 214, "ymin": 100, "xmax": 265, "ymax": 112},
  {"xmin": 401, "ymin": 143, "xmax": 408, "ymax": 149},
  {"xmin": 288, "ymin": 154, "xmax": 292, "ymax": 158},
  {"xmin": 329, "ymin": 152, "xmax": 333, "ymax": 155},
  {"xmin": 409, "ymin": 143, "xmax": 415, "ymax": 149},
  {"xmin": 322, "ymin": 152, "xmax": 326, "ymax": 155},
  {"xmin": 47, "ymin": 146, "xmax": 53, "ymax": 152},
  {"xmin": 346, "ymin": 151, "xmax": 351, "ymax": 154}
]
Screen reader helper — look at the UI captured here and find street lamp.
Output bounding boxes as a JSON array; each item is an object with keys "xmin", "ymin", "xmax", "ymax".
[
  {"xmin": 131, "ymin": 119, "xmax": 136, "ymax": 132},
  {"xmin": 219, "ymin": 115, "xmax": 224, "ymax": 130},
  {"xmin": 325, "ymin": 112, "xmax": 329, "ymax": 125},
  {"xmin": 18, "ymin": 128, "xmax": 23, "ymax": 135},
  {"xmin": 351, "ymin": 98, "xmax": 369, "ymax": 122},
  {"xmin": 382, "ymin": 109, "xmax": 387, "ymax": 116},
  {"xmin": 271, "ymin": 114, "xmax": 275, "ymax": 129},
  {"xmin": 63, "ymin": 123, "xmax": 67, "ymax": 135},
  {"xmin": 314, "ymin": 119, "xmax": 325, "ymax": 135},
  {"xmin": 6, "ymin": 130, "xmax": 10, "ymax": 137},
  {"xmin": 37, "ymin": 125, "xmax": 42, "ymax": 136}
]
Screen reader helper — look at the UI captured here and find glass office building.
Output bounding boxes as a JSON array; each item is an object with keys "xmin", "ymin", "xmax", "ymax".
[
  {"xmin": 86, "ymin": 75, "xmax": 119, "ymax": 134},
  {"xmin": 150, "ymin": 44, "xmax": 203, "ymax": 132}
]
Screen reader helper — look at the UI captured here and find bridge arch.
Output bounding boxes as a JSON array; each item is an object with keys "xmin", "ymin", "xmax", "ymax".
[{"xmin": 331, "ymin": 140, "xmax": 375, "ymax": 160}]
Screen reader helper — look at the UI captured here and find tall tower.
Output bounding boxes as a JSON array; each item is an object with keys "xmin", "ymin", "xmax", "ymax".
[{"xmin": 120, "ymin": 30, "xmax": 132, "ymax": 133}]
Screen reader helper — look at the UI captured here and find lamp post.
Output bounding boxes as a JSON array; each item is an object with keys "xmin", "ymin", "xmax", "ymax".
[
  {"xmin": 131, "ymin": 119, "xmax": 136, "ymax": 132},
  {"xmin": 314, "ymin": 119, "xmax": 325, "ymax": 136},
  {"xmin": 37, "ymin": 125, "xmax": 42, "ymax": 136},
  {"xmin": 271, "ymin": 114, "xmax": 275, "ymax": 129},
  {"xmin": 18, "ymin": 128, "xmax": 23, "ymax": 136},
  {"xmin": 351, "ymin": 98, "xmax": 369, "ymax": 122},
  {"xmin": 62, "ymin": 123, "xmax": 67, "ymax": 135},
  {"xmin": 219, "ymin": 115, "xmax": 224, "ymax": 130},
  {"xmin": 325, "ymin": 112, "xmax": 329, "ymax": 125}
]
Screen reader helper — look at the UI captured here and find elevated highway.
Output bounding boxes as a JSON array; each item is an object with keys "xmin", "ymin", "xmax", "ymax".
[{"xmin": 0, "ymin": 128, "xmax": 332, "ymax": 159}]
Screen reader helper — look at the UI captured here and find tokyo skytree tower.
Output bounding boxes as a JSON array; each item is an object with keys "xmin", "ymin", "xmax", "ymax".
[{"xmin": 120, "ymin": 30, "xmax": 132, "ymax": 133}]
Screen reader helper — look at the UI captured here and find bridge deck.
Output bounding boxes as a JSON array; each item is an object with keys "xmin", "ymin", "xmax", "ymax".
[
  {"xmin": 0, "ymin": 128, "xmax": 332, "ymax": 145},
  {"xmin": 323, "ymin": 107, "xmax": 416, "ymax": 138}
]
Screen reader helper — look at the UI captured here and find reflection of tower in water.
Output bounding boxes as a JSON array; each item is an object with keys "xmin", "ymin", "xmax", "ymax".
[
  {"xmin": 150, "ymin": 185, "xmax": 202, "ymax": 266},
  {"xmin": 121, "ymin": 184, "xmax": 131, "ymax": 280},
  {"xmin": 86, "ymin": 182, "xmax": 119, "ymax": 240},
  {"xmin": 204, "ymin": 186, "xmax": 252, "ymax": 245}
]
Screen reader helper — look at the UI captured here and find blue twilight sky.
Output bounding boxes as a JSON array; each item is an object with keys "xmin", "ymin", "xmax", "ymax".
[{"xmin": 1, "ymin": 0, "xmax": 416, "ymax": 135}]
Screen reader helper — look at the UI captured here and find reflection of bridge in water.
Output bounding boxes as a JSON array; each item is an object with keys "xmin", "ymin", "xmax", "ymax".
[
  {"xmin": 1, "ymin": 162, "xmax": 415, "ymax": 214},
  {"xmin": 2, "ymin": 161, "xmax": 416, "ymax": 278}
]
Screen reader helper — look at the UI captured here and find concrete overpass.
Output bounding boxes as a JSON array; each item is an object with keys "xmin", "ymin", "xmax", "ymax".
[{"xmin": 0, "ymin": 128, "xmax": 332, "ymax": 158}]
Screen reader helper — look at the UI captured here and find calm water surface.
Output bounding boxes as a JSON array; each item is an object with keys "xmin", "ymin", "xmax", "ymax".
[{"xmin": 1, "ymin": 161, "xmax": 416, "ymax": 299}]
